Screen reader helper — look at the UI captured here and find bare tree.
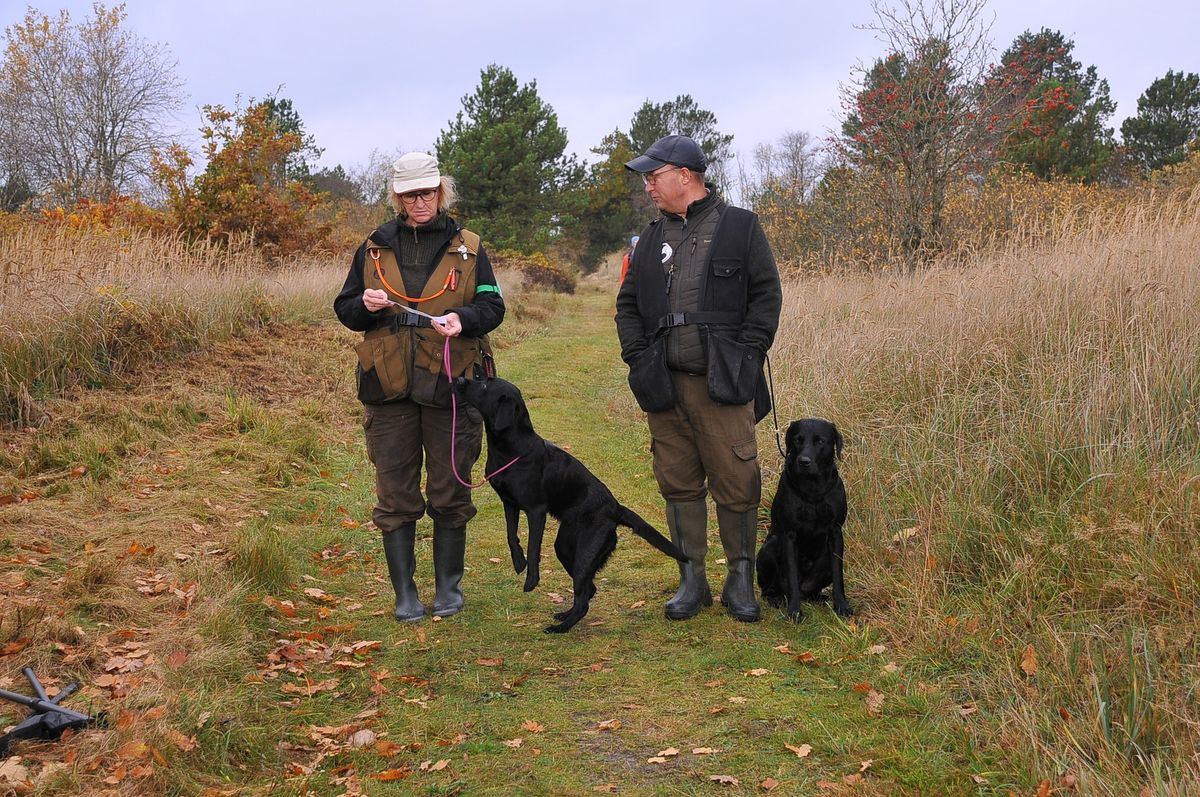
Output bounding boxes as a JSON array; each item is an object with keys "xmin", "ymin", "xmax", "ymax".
[
  {"xmin": 0, "ymin": 4, "xmax": 183, "ymax": 204},
  {"xmin": 837, "ymin": 0, "xmax": 1013, "ymax": 262},
  {"xmin": 751, "ymin": 130, "xmax": 823, "ymax": 202}
]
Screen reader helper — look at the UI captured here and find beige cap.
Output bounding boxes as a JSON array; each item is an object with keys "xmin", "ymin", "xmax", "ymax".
[{"xmin": 391, "ymin": 151, "xmax": 441, "ymax": 194}]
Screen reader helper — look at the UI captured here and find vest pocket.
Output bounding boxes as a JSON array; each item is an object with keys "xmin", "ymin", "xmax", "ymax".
[
  {"xmin": 705, "ymin": 332, "xmax": 761, "ymax": 406},
  {"xmin": 710, "ymin": 258, "xmax": 744, "ymax": 312},
  {"xmin": 354, "ymin": 330, "xmax": 413, "ymax": 400},
  {"xmin": 627, "ymin": 337, "xmax": 678, "ymax": 413},
  {"xmin": 411, "ymin": 332, "xmax": 485, "ymax": 407}
]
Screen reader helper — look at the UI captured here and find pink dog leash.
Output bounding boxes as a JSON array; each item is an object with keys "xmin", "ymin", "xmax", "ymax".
[{"xmin": 445, "ymin": 336, "xmax": 520, "ymax": 488}]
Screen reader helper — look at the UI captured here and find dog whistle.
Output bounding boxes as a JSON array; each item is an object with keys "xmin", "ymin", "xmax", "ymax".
[{"xmin": 457, "ymin": 244, "xmax": 469, "ymax": 260}]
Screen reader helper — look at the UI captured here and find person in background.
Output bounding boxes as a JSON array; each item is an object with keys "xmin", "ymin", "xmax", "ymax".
[
  {"xmin": 620, "ymin": 234, "xmax": 640, "ymax": 283},
  {"xmin": 334, "ymin": 151, "xmax": 505, "ymax": 622},
  {"xmin": 615, "ymin": 135, "xmax": 782, "ymax": 623}
]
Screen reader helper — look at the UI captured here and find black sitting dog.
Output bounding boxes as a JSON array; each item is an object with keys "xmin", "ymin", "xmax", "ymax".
[
  {"xmin": 756, "ymin": 418, "xmax": 853, "ymax": 622},
  {"xmin": 453, "ymin": 376, "xmax": 686, "ymax": 633}
]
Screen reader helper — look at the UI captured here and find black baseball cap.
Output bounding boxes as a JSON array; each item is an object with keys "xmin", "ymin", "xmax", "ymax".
[{"xmin": 625, "ymin": 134, "xmax": 708, "ymax": 173}]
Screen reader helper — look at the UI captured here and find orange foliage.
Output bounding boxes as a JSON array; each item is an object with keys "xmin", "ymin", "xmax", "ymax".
[{"xmin": 152, "ymin": 102, "xmax": 333, "ymax": 257}]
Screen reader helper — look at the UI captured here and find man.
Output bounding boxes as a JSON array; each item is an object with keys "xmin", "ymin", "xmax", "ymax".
[{"xmin": 615, "ymin": 134, "xmax": 782, "ymax": 623}]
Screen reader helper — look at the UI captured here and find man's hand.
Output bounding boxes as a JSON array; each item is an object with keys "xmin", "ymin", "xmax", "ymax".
[{"xmin": 362, "ymin": 288, "xmax": 392, "ymax": 312}]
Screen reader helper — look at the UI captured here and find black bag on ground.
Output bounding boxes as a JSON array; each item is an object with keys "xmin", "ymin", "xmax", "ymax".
[{"xmin": 627, "ymin": 337, "xmax": 677, "ymax": 413}]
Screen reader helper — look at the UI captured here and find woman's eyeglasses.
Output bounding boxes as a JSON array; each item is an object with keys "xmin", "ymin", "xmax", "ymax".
[{"xmin": 400, "ymin": 189, "xmax": 438, "ymax": 205}]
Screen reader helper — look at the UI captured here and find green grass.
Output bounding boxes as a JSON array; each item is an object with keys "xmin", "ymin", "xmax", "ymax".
[{"xmin": 2, "ymin": 242, "xmax": 1198, "ymax": 795}]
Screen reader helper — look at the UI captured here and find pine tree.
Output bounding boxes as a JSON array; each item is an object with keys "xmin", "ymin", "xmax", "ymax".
[
  {"xmin": 435, "ymin": 65, "xmax": 574, "ymax": 252},
  {"xmin": 1120, "ymin": 70, "xmax": 1200, "ymax": 174}
]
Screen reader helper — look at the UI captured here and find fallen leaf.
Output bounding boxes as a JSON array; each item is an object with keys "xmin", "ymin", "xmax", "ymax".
[
  {"xmin": 859, "ymin": 759, "xmax": 874, "ymax": 772},
  {"xmin": 503, "ymin": 738, "xmax": 523, "ymax": 748},
  {"xmin": 655, "ymin": 747, "xmax": 680, "ymax": 757},
  {"xmin": 882, "ymin": 662, "xmax": 900, "ymax": 675},
  {"xmin": 0, "ymin": 757, "xmax": 30, "ymax": 785},
  {"xmin": 959, "ymin": 703, "xmax": 978, "ymax": 718},
  {"xmin": 710, "ymin": 774, "xmax": 739, "ymax": 785},
  {"xmin": 761, "ymin": 777, "xmax": 780, "ymax": 791},
  {"xmin": 851, "ymin": 682, "xmax": 873, "ymax": 693},
  {"xmin": 772, "ymin": 643, "xmax": 791, "ymax": 654},
  {"xmin": 375, "ymin": 740, "xmax": 405, "ymax": 757},
  {"xmin": 477, "ymin": 658, "xmax": 504, "ymax": 667},
  {"xmin": 972, "ymin": 774, "xmax": 988, "ymax": 784},
  {"xmin": 1021, "ymin": 644, "xmax": 1038, "ymax": 677},
  {"xmin": 166, "ymin": 650, "xmax": 189, "ymax": 669},
  {"xmin": 373, "ymin": 768, "xmax": 412, "ymax": 781},
  {"xmin": 785, "ymin": 743, "xmax": 812, "ymax": 758},
  {"xmin": 521, "ymin": 720, "xmax": 544, "ymax": 733},
  {"xmin": 746, "ymin": 668, "xmax": 769, "ymax": 677},
  {"xmin": 728, "ymin": 696, "xmax": 747, "ymax": 704},
  {"xmin": 0, "ymin": 639, "xmax": 30, "ymax": 657},
  {"xmin": 692, "ymin": 747, "xmax": 719, "ymax": 755},
  {"xmin": 629, "ymin": 600, "xmax": 645, "ymax": 609},
  {"xmin": 114, "ymin": 740, "xmax": 149, "ymax": 760},
  {"xmin": 1058, "ymin": 706, "xmax": 1072, "ymax": 721},
  {"xmin": 795, "ymin": 651, "xmax": 819, "ymax": 665},
  {"xmin": 349, "ymin": 729, "xmax": 377, "ymax": 748},
  {"xmin": 280, "ymin": 679, "xmax": 339, "ymax": 696},
  {"xmin": 593, "ymin": 785, "xmax": 618, "ymax": 793},
  {"xmin": 866, "ymin": 689, "xmax": 884, "ymax": 717},
  {"xmin": 419, "ymin": 759, "xmax": 449, "ymax": 771},
  {"xmin": 843, "ymin": 773, "xmax": 864, "ymax": 786},
  {"xmin": 866, "ymin": 644, "xmax": 887, "ymax": 655},
  {"xmin": 597, "ymin": 719, "xmax": 621, "ymax": 731},
  {"xmin": 165, "ymin": 729, "xmax": 198, "ymax": 751},
  {"xmin": 646, "ymin": 756, "xmax": 669, "ymax": 764},
  {"xmin": 547, "ymin": 592, "xmax": 565, "ymax": 605},
  {"xmin": 1035, "ymin": 780, "xmax": 1052, "ymax": 797}
]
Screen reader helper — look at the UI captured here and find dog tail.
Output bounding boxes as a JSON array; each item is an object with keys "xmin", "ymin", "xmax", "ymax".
[{"xmin": 619, "ymin": 506, "xmax": 687, "ymax": 562}]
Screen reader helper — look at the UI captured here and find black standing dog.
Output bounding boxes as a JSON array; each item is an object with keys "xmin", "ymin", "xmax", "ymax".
[
  {"xmin": 756, "ymin": 418, "xmax": 853, "ymax": 622},
  {"xmin": 453, "ymin": 376, "xmax": 686, "ymax": 633}
]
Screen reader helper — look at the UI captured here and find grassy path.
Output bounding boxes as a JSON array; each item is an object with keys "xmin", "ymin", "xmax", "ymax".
[{"xmin": 0, "ymin": 284, "xmax": 994, "ymax": 796}]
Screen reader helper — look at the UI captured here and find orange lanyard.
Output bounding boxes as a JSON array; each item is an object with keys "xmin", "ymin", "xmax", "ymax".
[{"xmin": 369, "ymin": 248, "xmax": 458, "ymax": 303}]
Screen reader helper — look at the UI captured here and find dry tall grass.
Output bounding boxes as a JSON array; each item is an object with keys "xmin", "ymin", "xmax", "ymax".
[
  {"xmin": 766, "ymin": 185, "xmax": 1200, "ymax": 793},
  {"xmin": 0, "ymin": 224, "xmax": 347, "ymax": 426}
]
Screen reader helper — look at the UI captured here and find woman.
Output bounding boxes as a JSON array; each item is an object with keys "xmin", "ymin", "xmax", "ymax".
[{"xmin": 334, "ymin": 151, "xmax": 505, "ymax": 621}]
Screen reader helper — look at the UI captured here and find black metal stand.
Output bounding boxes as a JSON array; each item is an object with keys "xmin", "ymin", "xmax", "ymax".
[{"xmin": 0, "ymin": 667, "xmax": 96, "ymax": 755}]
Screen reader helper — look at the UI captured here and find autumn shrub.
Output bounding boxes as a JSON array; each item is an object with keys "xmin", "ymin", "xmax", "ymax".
[
  {"xmin": 766, "ymin": 183, "xmax": 1200, "ymax": 792},
  {"xmin": 490, "ymin": 248, "xmax": 577, "ymax": 294}
]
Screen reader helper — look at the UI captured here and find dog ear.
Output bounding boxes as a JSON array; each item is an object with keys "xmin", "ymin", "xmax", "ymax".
[
  {"xmin": 493, "ymin": 395, "xmax": 516, "ymax": 432},
  {"xmin": 832, "ymin": 425, "xmax": 844, "ymax": 459}
]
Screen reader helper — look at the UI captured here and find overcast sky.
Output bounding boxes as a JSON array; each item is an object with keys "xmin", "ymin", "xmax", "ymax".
[{"xmin": 2, "ymin": 0, "xmax": 1197, "ymax": 172}]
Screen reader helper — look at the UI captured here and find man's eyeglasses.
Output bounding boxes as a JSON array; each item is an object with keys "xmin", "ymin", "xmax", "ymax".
[
  {"xmin": 641, "ymin": 166, "xmax": 684, "ymax": 185},
  {"xmin": 399, "ymin": 188, "xmax": 438, "ymax": 205}
]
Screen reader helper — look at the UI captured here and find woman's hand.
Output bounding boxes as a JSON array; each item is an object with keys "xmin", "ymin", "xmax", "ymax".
[
  {"xmin": 362, "ymin": 288, "xmax": 392, "ymax": 312},
  {"xmin": 431, "ymin": 312, "xmax": 462, "ymax": 337}
]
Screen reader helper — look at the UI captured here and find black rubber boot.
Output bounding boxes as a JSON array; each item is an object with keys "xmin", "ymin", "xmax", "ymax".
[
  {"xmin": 664, "ymin": 499, "xmax": 713, "ymax": 620},
  {"xmin": 381, "ymin": 523, "xmax": 425, "ymax": 622},
  {"xmin": 432, "ymin": 525, "xmax": 466, "ymax": 617},
  {"xmin": 717, "ymin": 506, "xmax": 761, "ymax": 623}
]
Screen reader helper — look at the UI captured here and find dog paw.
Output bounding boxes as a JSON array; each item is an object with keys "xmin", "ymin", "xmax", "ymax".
[
  {"xmin": 544, "ymin": 621, "xmax": 570, "ymax": 634},
  {"xmin": 787, "ymin": 608, "xmax": 804, "ymax": 623},
  {"xmin": 523, "ymin": 574, "xmax": 540, "ymax": 592},
  {"xmin": 834, "ymin": 602, "xmax": 854, "ymax": 618},
  {"xmin": 512, "ymin": 556, "xmax": 527, "ymax": 573}
]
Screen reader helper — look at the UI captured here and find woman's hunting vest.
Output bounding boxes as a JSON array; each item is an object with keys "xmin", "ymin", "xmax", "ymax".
[{"xmin": 353, "ymin": 227, "xmax": 494, "ymax": 407}]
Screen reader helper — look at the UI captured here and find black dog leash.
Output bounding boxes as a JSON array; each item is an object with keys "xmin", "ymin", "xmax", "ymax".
[{"xmin": 764, "ymin": 352, "xmax": 786, "ymax": 459}]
